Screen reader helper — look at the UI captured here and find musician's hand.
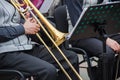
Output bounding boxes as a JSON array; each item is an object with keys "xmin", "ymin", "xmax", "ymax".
[
  {"xmin": 23, "ymin": 18, "xmax": 40, "ymax": 34},
  {"xmin": 106, "ymin": 38, "xmax": 120, "ymax": 53},
  {"xmin": 24, "ymin": 11, "xmax": 37, "ymax": 23},
  {"xmin": 25, "ymin": 11, "xmax": 31, "ymax": 19}
]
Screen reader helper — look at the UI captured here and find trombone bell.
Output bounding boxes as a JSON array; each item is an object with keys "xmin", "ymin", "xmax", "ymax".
[
  {"xmin": 51, "ymin": 28, "xmax": 67, "ymax": 46},
  {"xmin": 27, "ymin": 0, "xmax": 67, "ymax": 46}
]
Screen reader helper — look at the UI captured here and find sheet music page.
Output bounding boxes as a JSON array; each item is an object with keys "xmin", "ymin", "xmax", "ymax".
[{"xmin": 67, "ymin": 1, "xmax": 120, "ymax": 41}]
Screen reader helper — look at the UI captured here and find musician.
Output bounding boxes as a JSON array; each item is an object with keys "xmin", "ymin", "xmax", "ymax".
[
  {"xmin": 0, "ymin": 0, "xmax": 79, "ymax": 80},
  {"xmin": 56, "ymin": 0, "xmax": 120, "ymax": 80}
]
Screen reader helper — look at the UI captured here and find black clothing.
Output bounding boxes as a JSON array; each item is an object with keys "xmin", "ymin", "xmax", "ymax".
[
  {"xmin": 0, "ymin": 45, "xmax": 79, "ymax": 80},
  {"xmin": 71, "ymin": 38, "xmax": 115, "ymax": 80},
  {"xmin": 62, "ymin": 0, "xmax": 83, "ymax": 26},
  {"xmin": 57, "ymin": 0, "xmax": 120, "ymax": 80},
  {"xmin": 0, "ymin": 24, "xmax": 79, "ymax": 80},
  {"xmin": 71, "ymin": 34, "xmax": 120, "ymax": 80}
]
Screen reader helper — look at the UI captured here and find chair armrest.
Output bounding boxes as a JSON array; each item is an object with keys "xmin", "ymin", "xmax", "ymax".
[{"xmin": 0, "ymin": 69, "xmax": 25, "ymax": 80}]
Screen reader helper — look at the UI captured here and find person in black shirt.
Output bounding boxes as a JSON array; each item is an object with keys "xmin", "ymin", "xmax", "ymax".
[{"xmin": 56, "ymin": 0, "xmax": 120, "ymax": 80}]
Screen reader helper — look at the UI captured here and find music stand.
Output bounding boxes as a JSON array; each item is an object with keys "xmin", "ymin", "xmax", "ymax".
[{"xmin": 67, "ymin": 1, "xmax": 120, "ymax": 80}]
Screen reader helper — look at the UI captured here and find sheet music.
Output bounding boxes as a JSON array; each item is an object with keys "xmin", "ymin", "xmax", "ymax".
[
  {"xmin": 67, "ymin": 1, "xmax": 120, "ymax": 41},
  {"xmin": 67, "ymin": 7, "xmax": 88, "ymax": 40}
]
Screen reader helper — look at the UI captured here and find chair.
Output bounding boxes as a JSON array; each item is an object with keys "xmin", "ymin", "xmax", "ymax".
[
  {"xmin": 0, "ymin": 68, "xmax": 35, "ymax": 80},
  {"xmin": 53, "ymin": 5, "xmax": 98, "ymax": 80},
  {"xmin": 64, "ymin": 40, "xmax": 98, "ymax": 80},
  {"xmin": 0, "ymin": 69, "xmax": 25, "ymax": 80}
]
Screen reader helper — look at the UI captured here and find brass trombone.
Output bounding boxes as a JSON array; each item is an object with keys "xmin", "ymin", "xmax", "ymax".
[{"xmin": 10, "ymin": 0, "xmax": 83, "ymax": 80}]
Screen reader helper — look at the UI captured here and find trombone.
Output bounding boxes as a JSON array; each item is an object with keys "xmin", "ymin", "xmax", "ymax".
[{"xmin": 10, "ymin": 0, "xmax": 83, "ymax": 80}]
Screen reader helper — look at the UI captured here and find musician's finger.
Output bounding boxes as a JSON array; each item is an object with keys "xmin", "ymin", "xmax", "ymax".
[
  {"xmin": 25, "ymin": 11, "xmax": 30, "ymax": 19},
  {"xmin": 31, "ymin": 18, "xmax": 37, "ymax": 23},
  {"xmin": 26, "ymin": 18, "xmax": 33, "ymax": 21},
  {"xmin": 36, "ymin": 24, "xmax": 40, "ymax": 28}
]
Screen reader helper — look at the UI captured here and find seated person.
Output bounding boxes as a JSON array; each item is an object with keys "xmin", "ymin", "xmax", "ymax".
[
  {"xmin": 0, "ymin": 0, "xmax": 80, "ymax": 80},
  {"xmin": 55, "ymin": 0, "xmax": 120, "ymax": 80}
]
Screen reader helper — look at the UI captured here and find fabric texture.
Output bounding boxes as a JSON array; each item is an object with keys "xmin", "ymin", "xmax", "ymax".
[
  {"xmin": 0, "ymin": 0, "xmax": 34, "ymax": 53},
  {"xmin": 31, "ymin": 0, "xmax": 44, "ymax": 9}
]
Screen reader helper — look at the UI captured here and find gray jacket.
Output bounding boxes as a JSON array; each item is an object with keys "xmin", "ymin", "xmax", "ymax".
[{"xmin": 0, "ymin": 0, "xmax": 33, "ymax": 53}]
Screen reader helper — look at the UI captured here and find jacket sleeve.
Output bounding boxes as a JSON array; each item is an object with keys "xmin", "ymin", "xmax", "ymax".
[{"xmin": 0, "ymin": 24, "xmax": 25, "ymax": 42}]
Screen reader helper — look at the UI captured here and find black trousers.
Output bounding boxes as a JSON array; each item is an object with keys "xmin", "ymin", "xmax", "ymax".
[
  {"xmin": 71, "ymin": 34, "xmax": 120, "ymax": 80},
  {"xmin": 0, "ymin": 45, "xmax": 79, "ymax": 80}
]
